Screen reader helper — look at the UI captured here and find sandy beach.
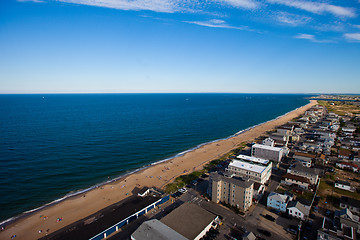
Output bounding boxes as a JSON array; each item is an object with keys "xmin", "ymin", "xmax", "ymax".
[{"xmin": 0, "ymin": 100, "xmax": 317, "ymax": 240}]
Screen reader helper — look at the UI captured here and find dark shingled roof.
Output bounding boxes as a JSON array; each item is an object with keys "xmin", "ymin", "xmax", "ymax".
[
  {"xmin": 340, "ymin": 196, "xmax": 360, "ymax": 208},
  {"xmin": 282, "ymin": 173, "xmax": 310, "ymax": 184}
]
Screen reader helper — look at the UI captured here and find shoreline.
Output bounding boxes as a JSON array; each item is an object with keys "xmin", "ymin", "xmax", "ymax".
[{"xmin": 0, "ymin": 100, "xmax": 317, "ymax": 240}]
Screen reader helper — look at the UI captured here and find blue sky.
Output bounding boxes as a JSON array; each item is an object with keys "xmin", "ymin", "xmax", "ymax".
[{"xmin": 0, "ymin": 0, "xmax": 359, "ymax": 93}]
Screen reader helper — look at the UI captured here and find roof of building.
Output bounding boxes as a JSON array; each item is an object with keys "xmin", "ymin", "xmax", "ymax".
[
  {"xmin": 339, "ymin": 149, "xmax": 352, "ymax": 157},
  {"xmin": 210, "ymin": 172, "xmax": 254, "ymax": 189},
  {"xmin": 268, "ymin": 192, "xmax": 289, "ymax": 203},
  {"xmin": 290, "ymin": 163, "xmax": 319, "ymax": 176},
  {"xmin": 131, "ymin": 219, "xmax": 189, "ymax": 240},
  {"xmin": 236, "ymin": 154, "xmax": 269, "ymax": 165},
  {"xmin": 294, "ymin": 152, "xmax": 316, "ymax": 159},
  {"xmin": 252, "ymin": 144, "xmax": 283, "ymax": 152},
  {"xmin": 253, "ymin": 182, "xmax": 262, "ymax": 191},
  {"xmin": 287, "ymin": 201, "xmax": 310, "ymax": 215},
  {"xmin": 337, "ymin": 162, "xmax": 359, "ymax": 169},
  {"xmin": 282, "ymin": 173, "xmax": 310, "ymax": 184},
  {"xmin": 340, "ymin": 196, "xmax": 360, "ymax": 208},
  {"xmin": 160, "ymin": 203, "xmax": 216, "ymax": 240},
  {"xmin": 229, "ymin": 160, "xmax": 267, "ymax": 174},
  {"xmin": 335, "ymin": 180, "xmax": 351, "ymax": 186},
  {"xmin": 335, "ymin": 208, "xmax": 355, "ymax": 221},
  {"xmin": 242, "ymin": 231, "xmax": 256, "ymax": 240}
]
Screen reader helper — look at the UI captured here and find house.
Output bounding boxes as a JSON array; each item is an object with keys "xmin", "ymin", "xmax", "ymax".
[
  {"xmin": 287, "ymin": 201, "xmax": 310, "ymax": 220},
  {"xmin": 227, "ymin": 155, "xmax": 272, "ymax": 184},
  {"xmin": 340, "ymin": 197, "xmax": 360, "ymax": 214},
  {"xmin": 287, "ymin": 163, "xmax": 319, "ymax": 185},
  {"xmin": 293, "ymin": 152, "xmax": 316, "ymax": 167},
  {"xmin": 342, "ymin": 127, "xmax": 356, "ymax": 136},
  {"xmin": 317, "ymin": 217, "xmax": 356, "ymax": 240},
  {"xmin": 336, "ymin": 162, "xmax": 359, "ymax": 173},
  {"xmin": 267, "ymin": 192, "xmax": 292, "ymax": 212},
  {"xmin": 242, "ymin": 232, "xmax": 256, "ymax": 240},
  {"xmin": 262, "ymin": 137, "xmax": 275, "ymax": 147},
  {"xmin": 251, "ymin": 144, "xmax": 284, "ymax": 165},
  {"xmin": 131, "ymin": 219, "xmax": 189, "ymax": 240},
  {"xmin": 209, "ymin": 172, "xmax": 254, "ymax": 212},
  {"xmin": 281, "ymin": 173, "xmax": 311, "ymax": 190},
  {"xmin": 338, "ymin": 149, "xmax": 352, "ymax": 159},
  {"xmin": 334, "ymin": 180, "xmax": 352, "ymax": 192},
  {"xmin": 334, "ymin": 208, "xmax": 360, "ymax": 234},
  {"xmin": 160, "ymin": 203, "xmax": 218, "ymax": 240}
]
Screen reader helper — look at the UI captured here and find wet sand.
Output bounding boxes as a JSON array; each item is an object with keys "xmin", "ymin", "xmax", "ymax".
[{"xmin": 0, "ymin": 100, "xmax": 317, "ymax": 240}]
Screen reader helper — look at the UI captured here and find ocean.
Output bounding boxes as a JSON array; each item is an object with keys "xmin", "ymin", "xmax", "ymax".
[{"xmin": 0, "ymin": 93, "xmax": 311, "ymax": 223}]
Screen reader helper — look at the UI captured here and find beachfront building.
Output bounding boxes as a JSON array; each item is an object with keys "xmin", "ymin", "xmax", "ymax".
[
  {"xmin": 131, "ymin": 219, "xmax": 188, "ymax": 240},
  {"xmin": 160, "ymin": 203, "xmax": 218, "ymax": 240},
  {"xmin": 267, "ymin": 192, "xmax": 292, "ymax": 212},
  {"xmin": 226, "ymin": 155, "xmax": 272, "ymax": 184},
  {"xmin": 209, "ymin": 172, "xmax": 254, "ymax": 212},
  {"xmin": 132, "ymin": 203, "xmax": 218, "ymax": 240},
  {"xmin": 251, "ymin": 144, "xmax": 284, "ymax": 166}
]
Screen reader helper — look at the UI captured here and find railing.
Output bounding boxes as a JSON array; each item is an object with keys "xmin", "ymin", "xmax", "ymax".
[{"xmin": 89, "ymin": 195, "xmax": 170, "ymax": 240}]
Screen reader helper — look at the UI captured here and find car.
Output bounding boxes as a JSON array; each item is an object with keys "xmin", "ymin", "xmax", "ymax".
[
  {"xmin": 264, "ymin": 214, "xmax": 276, "ymax": 221},
  {"xmin": 258, "ymin": 229, "xmax": 271, "ymax": 237},
  {"xmin": 286, "ymin": 228, "xmax": 297, "ymax": 235},
  {"xmin": 179, "ymin": 188, "xmax": 187, "ymax": 193}
]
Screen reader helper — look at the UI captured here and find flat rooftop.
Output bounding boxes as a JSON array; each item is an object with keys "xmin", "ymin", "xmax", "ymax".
[
  {"xmin": 132, "ymin": 219, "xmax": 188, "ymax": 240},
  {"xmin": 229, "ymin": 160, "xmax": 266, "ymax": 174},
  {"xmin": 252, "ymin": 144, "xmax": 283, "ymax": 152},
  {"xmin": 236, "ymin": 154, "xmax": 269, "ymax": 165},
  {"xmin": 160, "ymin": 203, "xmax": 216, "ymax": 240}
]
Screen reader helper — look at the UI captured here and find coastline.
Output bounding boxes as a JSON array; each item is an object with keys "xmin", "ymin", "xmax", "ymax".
[{"xmin": 0, "ymin": 100, "xmax": 317, "ymax": 240}]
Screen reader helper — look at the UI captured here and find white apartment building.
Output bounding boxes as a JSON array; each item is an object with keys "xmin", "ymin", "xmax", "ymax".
[
  {"xmin": 251, "ymin": 144, "xmax": 284, "ymax": 164},
  {"xmin": 226, "ymin": 154, "xmax": 272, "ymax": 184}
]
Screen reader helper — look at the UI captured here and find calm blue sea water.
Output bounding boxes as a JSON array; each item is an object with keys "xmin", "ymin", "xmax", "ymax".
[{"xmin": 0, "ymin": 93, "xmax": 310, "ymax": 222}]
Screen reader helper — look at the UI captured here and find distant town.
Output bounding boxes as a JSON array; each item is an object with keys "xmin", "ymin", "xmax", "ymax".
[{"xmin": 40, "ymin": 98, "xmax": 360, "ymax": 240}]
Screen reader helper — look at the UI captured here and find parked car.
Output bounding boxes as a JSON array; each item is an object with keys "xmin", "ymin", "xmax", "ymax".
[{"xmin": 264, "ymin": 214, "xmax": 276, "ymax": 221}]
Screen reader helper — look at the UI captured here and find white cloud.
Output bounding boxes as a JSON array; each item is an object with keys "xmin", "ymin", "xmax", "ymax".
[
  {"xmin": 56, "ymin": 0, "xmax": 187, "ymax": 13},
  {"xmin": 184, "ymin": 19, "xmax": 250, "ymax": 30},
  {"xmin": 344, "ymin": 33, "xmax": 360, "ymax": 41},
  {"xmin": 267, "ymin": 0, "xmax": 356, "ymax": 18},
  {"xmin": 275, "ymin": 12, "xmax": 311, "ymax": 26},
  {"xmin": 17, "ymin": 0, "xmax": 44, "ymax": 2},
  {"xmin": 216, "ymin": 0, "xmax": 259, "ymax": 9},
  {"xmin": 295, "ymin": 33, "xmax": 315, "ymax": 40},
  {"xmin": 294, "ymin": 33, "xmax": 334, "ymax": 43}
]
